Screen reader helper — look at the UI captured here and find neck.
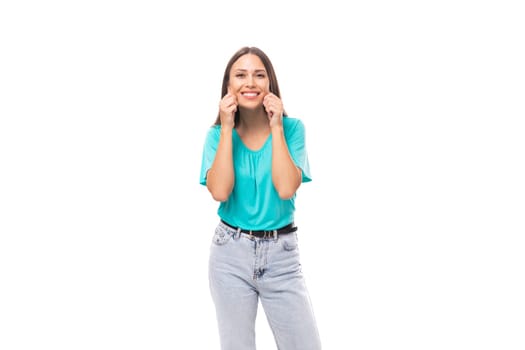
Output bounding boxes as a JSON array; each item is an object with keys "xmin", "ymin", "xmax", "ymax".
[{"xmin": 237, "ymin": 107, "xmax": 269, "ymax": 131}]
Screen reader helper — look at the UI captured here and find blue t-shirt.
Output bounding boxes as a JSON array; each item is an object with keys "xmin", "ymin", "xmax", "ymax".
[{"xmin": 199, "ymin": 117, "xmax": 311, "ymax": 230}]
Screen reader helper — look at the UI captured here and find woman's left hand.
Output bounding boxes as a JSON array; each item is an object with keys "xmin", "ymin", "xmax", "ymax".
[{"xmin": 263, "ymin": 93, "xmax": 284, "ymax": 128}]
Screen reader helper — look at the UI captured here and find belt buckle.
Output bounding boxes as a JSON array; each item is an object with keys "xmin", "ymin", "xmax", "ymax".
[
  {"xmin": 247, "ymin": 229, "xmax": 278, "ymax": 240},
  {"xmin": 264, "ymin": 230, "xmax": 278, "ymax": 240}
]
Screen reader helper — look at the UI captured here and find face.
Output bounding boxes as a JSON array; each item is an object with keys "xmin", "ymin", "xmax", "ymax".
[{"xmin": 228, "ymin": 54, "xmax": 270, "ymax": 110}]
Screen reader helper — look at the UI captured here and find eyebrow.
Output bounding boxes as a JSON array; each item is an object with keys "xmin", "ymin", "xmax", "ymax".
[{"xmin": 233, "ymin": 69, "xmax": 267, "ymax": 73}]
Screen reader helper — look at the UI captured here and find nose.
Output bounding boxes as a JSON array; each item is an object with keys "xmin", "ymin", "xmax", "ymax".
[{"xmin": 246, "ymin": 74, "xmax": 255, "ymax": 87}]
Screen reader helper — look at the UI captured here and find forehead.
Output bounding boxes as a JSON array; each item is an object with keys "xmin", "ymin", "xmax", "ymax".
[{"xmin": 231, "ymin": 54, "xmax": 266, "ymax": 71}]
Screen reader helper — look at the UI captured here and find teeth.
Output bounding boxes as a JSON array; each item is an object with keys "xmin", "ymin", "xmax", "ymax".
[{"xmin": 243, "ymin": 93, "xmax": 258, "ymax": 97}]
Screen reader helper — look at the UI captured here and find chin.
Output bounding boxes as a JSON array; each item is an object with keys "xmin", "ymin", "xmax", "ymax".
[{"xmin": 240, "ymin": 102, "xmax": 263, "ymax": 110}]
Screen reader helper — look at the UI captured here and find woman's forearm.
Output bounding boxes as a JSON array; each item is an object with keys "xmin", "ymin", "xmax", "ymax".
[
  {"xmin": 271, "ymin": 126, "xmax": 302, "ymax": 199},
  {"xmin": 206, "ymin": 128, "xmax": 235, "ymax": 202}
]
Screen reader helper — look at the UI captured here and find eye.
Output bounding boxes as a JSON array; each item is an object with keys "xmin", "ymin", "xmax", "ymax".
[
  {"xmin": 235, "ymin": 73, "xmax": 245, "ymax": 78},
  {"xmin": 257, "ymin": 73, "xmax": 266, "ymax": 78}
]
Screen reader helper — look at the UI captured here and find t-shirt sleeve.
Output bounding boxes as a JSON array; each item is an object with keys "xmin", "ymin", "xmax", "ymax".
[
  {"xmin": 286, "ymin": 119, "xmax": 312, "ymax": 183},
  {"xmin": 199, "ymin": 126, "xmax": 221, "ymax": 186}
]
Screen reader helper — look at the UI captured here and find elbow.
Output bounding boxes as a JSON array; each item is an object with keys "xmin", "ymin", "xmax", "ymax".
[
  {"xmin": 206, "ymin": 174, "xmax": 233, "ymax": 202},
  {"xmin": 276, "ymin": 186, "xmax": 298, "ymax": 200},
  {"xmin": 277, "ymin": 191, "xmax": 295, "ymax": 200},
  {"xmin": 211, "ymin": 193, "xmax": 229, "ymax": 202},
  {"xmin": 273, "ymin": 167, "xmax": 302, "ymax": 199},
  {"xmin": 274, "ymin": 175, "xmax": 301, "ymax": 200},
  {"xmin": 208, "ymin": 188, "xmax": 231, "ymax": 202}
]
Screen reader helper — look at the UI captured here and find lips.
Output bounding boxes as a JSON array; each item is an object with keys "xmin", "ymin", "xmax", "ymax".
[{"xmin": 241, "ymin": 92, "xmax": 259, "ymax": 98}]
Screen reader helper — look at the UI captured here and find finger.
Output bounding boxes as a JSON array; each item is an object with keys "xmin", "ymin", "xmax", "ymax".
[
  {"xmin": 263, "ymin": 95, "xmax": 273, "ymax": 109},
  {"xmin": 264, "ymin": 94, "xmax": 279, "ymax": 108},
  {"xmin": 222, "ymin": 95, "xmax": 236, "ymax": 107}
]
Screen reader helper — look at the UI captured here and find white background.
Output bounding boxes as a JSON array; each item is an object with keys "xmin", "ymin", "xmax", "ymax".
[{"xmin": 1, "ymin": 0, "xmax": 524, "ymax": 349}]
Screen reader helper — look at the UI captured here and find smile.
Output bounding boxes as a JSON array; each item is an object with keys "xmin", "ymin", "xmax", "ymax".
[{"xmin": 241, "ymin": 92, "xmax": 260, "ymax": 98}]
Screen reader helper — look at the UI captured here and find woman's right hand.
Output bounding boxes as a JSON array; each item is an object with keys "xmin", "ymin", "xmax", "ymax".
[{"xmin": 219, "ymin": 92, "xmax": 237, "ymax": 129}]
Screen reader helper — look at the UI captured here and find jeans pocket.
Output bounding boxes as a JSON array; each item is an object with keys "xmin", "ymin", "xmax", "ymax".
[
  {"xmin": 212, "ymin": 225, "xmax": 232, "ymax": 246},
  {"xmin": 281, "ymin": 233, "xmax": 298, "ymax": 251}
]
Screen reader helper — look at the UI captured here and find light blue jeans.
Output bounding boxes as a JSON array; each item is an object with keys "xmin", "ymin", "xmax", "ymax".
[{"xmin": 209, "ymin": 221, "xmax": 322, "ymax": 350}]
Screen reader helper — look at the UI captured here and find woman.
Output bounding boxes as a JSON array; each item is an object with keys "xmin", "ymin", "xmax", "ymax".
[{"xmin": 199, "ymin": 46, "xmax": 322, "ymax": 350}]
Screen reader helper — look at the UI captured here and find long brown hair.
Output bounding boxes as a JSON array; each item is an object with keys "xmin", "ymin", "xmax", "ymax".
[{"xmin": 214, "ymin": 47, "xmax": 287, "ymax": 125}]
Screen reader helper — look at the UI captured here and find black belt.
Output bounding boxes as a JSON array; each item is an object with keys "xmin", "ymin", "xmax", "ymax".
[{"xmin": 221, "ymin": 220, "xmax": 297, "ymax": 238}]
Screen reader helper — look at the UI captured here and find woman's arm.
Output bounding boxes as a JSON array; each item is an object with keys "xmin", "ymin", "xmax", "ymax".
[
  {"xmin": 264, "ymin": 93, "xmax": 302, "ymax": 199},
  {"xmin": 206, "ymin": 92, "xmax": 237, "ymax": 202},
  {"xmin": 206, "ymin": 127, "xmax": 235, "ymax": 202},
  {"xmin": 271, "ymin": 125, "xmax": 302, "ymax": 199}
]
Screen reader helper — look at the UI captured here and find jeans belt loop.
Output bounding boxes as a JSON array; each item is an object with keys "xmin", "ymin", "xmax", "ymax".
[
  {"xmin": 234, "ymin": 227, "xmax": 241, "ymax": 240},
  {"xmin": 273, "ymin": 230, "xmax": 278, "ymax": 241}
]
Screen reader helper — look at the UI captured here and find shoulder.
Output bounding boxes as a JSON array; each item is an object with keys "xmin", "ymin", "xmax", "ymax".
[
  {"xmin": 283, "ymin": 116, "xmax": 304, "ymax": 128},
  {"xmin": 208, "ymin": 124, "xmax": 221, "ymax": 133},
  {"xmin": 203, "ymin": 125, "xmax": 221, "ymax": 145},
  {"xmin": 205, "ymin": 125, "xmax": 221, "ymax": 137},
  {"xmin": 283, "ymin": 117, "xmax": 306, "ymax": 136},
  {"xmin": 283, "ymin": 116, "xmax": 306, "ymax": 131}
]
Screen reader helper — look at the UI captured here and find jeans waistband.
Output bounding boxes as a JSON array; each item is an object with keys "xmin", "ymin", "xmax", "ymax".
[{"xmin": 220, "ymin": 220, "xmax": 297, "ymax": 238}]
